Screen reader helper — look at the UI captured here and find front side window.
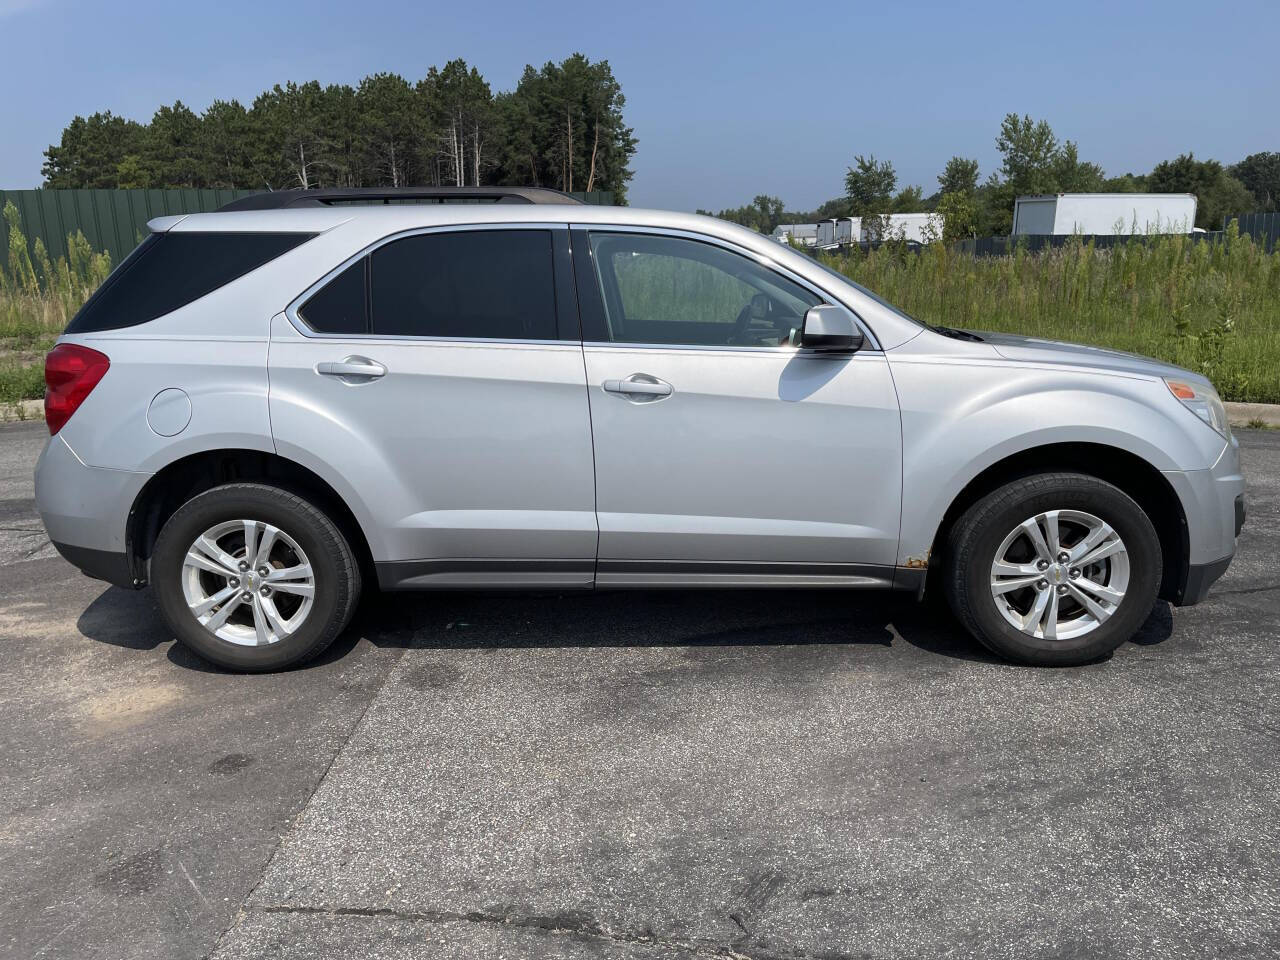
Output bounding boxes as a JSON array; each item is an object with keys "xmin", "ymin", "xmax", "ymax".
[
  {"xmin": 369, "ymin": 229, "xmax": 557, "ymax": 339},
  {"xmin": 586, "ymin": 233, "xmax": 821, "ymax": 347}
]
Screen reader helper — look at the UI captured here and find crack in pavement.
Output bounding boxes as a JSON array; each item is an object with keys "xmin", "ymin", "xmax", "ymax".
[
  {"xmin": 207, "ymin": 645, "xmax": 408, "ymax": 958},
  {"xmin": 246, "ymin": 902, "xmax": 881, "ymax": 960}
]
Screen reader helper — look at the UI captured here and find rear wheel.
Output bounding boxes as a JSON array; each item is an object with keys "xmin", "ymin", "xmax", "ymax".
[
  {"xmin": 151, "ymin": 483, "xmax": 361, "ymax": 672},
  {"xmin": 945, "ymin": 473, "xmax": 1160, "ymax": 666}
]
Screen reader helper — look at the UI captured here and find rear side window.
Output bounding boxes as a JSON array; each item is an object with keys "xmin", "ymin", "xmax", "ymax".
[
  {"xmin": 369, "ymin": 230, "xmax": 556, "ymax": 339},
  {"xmin": 298, "ymin": 260, "xmax": 367, "ymax": 333},
  {"xmin": 66, "ymin": 232, "xmax": 314, "ymax": 334}
]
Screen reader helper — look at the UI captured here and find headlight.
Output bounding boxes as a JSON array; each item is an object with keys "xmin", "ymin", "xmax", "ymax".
[{"xmin": 1165, "ymin": 378, "xmax": 1232, "ymax": 438}]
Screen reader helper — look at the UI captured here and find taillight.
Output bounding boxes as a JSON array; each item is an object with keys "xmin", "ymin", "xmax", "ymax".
[{"xmin": 44, "ymin": 344, "xmax": 110, "ymax": 435}]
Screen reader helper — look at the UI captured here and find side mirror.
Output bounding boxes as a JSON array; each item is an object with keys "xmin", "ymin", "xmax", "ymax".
[{"xmin": 801, "ymin": 304, "xmax": 864, "ymax": 352}]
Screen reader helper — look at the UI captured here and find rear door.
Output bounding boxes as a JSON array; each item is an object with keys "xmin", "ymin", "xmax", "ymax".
[
  {"xmin": 573, "ymin": 226, "xmax": 903, "ymax": 586},
  {"xmin": 268, "ymin": 224, "xmax": 598, "ymax": 589}
]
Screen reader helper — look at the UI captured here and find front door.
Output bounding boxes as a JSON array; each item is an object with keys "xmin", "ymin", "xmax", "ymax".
[
  {"xmin": 572, "ymin": 228, "xmax": 902, "ymax": 587},
  {"xmin": 269, "ymin": 225, "xmax": 598, "ymax": 589}
]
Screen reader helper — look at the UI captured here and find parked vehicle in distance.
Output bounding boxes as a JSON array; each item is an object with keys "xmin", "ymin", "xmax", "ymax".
[
  {"xmin": 35, "ymin": 187, "xmax": 1245, "ymax": 671},
  {"xmin": 1012, "ymin": 193, "xmax": 1198, "ymax": 236},
  {"xmin": 770, "ymin": 223, "xmax": 818, "ymax": 247}
]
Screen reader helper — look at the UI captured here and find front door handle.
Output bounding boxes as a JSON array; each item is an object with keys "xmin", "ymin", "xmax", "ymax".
[
  {"xmin": 602, "ymin": 374, "xmax": 673, "ymax": 401},
  {"xmin": 316, "ymin": 356, "xmax": 386, "ymax": 382}
]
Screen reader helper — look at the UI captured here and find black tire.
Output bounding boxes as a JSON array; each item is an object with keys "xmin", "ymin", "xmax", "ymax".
[
  {"xmin": 151, "ymin": 483, "xmax": 361, "ymax": 672},
  {"xmin": 944, "ymin": 472, "xmax": 1161, "ymax": 666}
]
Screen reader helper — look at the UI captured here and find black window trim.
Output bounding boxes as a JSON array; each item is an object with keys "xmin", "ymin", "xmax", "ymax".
[
  {"xmin": 567, "ymin": 224, "xmax": 883, "ymax": 354},
  {"xmin": 284, "ymin": 222, "xmax": 580, "ymax": 344}
]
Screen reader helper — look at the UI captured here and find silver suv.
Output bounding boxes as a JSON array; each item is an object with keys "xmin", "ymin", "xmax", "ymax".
[{"xmin": 34, "ymin": 187, "xmax": 1245, "ymax": 671}]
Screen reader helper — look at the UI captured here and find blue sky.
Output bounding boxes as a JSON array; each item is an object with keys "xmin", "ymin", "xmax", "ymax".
[{"xmin": 2, "ymin": 0, "xmax": 1276, "ymax": 211}]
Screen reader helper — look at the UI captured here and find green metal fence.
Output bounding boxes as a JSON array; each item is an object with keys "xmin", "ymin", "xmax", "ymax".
[
  {"xmin": 1, "ymin": 188, "xmax": 616, "ymax": 269},
  {"xmin": 0, "ymin": 188, "xmax": 256, "ymax": 266}
]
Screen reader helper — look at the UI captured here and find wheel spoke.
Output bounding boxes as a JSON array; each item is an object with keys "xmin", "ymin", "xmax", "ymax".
[
  {"xmin": 270, "ymin": 580, "xmax": 314, "ymax": 598},
  {"xmin": 992, "ymin": 574, "xmax": 1042, "ymax": 595},
  {"xmin": 251, "ymin": 595, "xmax": 270, "ymax": 645},
  {"xmin": 1020, "ymin": 517, "xmax": 1054, "ymax": 562},
  {"xmin": 192, "ymin": 535, "xmax": 239, "ymax": 574},
  {"xmin": 260, "ymin": 594, "xmax": 291, "ymax": 639},
  {"xmin": 203, "ymin": 592, "xmax": 244, "ymax": 631},
  {"xmin": 1072, "ymin": 576, "xmax": 1125, "ymax": 605},
  {"xmin": 266, "ymin": 562, "xmax": 311, "ymax": 583},
  {"xmin": 993, "ymin": 560, "xmax": 1040, "ymax": 577},
  {"xmin": 1041, "ymin": 589, "xmax": 1060, "ymax": 640},
  {"xmin": 1066, "ymin": 581, "xmax": 1113, "ymax": 623},
  {"xmin": 253, "ymin": 524, "xmax": 280, "ymax": 569},
  {"xmin": 1069, "ymin": 521, "xmax": 1117, "ymax": 564},
  {"xmin": 185, "ymin": 549, "xmax": 232, "ymax": 578},
  {"xmin": 1021, "ymin": 586, "xmax": 1050, "ymax": 632},
  {"xmin": 190, "ymin": 583, "xmax": 236, "ymax": 617},
  {"xmin": 1075, "ymin": 536, "xmax": 1124, "ymax": 568},
  {"xmin": 242, "ymin": 520, "xmax": 259, "ymax": 566},
  {"xmin": 1042, "ymin": 511, "xmax": 1062, "ymax": 557}
]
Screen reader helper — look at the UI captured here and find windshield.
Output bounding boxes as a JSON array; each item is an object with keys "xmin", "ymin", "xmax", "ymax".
[{"xmin": 804, "ymin": 255, "xmax": 926, "ymax": 328}]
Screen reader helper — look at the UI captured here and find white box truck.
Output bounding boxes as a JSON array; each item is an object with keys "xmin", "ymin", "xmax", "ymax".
[
  {"xmin": 862, "ymin": 212, "xmax": 943, "ymax": 243},
  {"xmin": 1012, "ymin": 194, "xmax": 1197, "ymax": 235}
]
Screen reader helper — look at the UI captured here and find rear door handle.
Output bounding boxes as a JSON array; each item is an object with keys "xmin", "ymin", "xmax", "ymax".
[
  {"xmin": 316, "ymin": 356, "xmax": 386, "ymax": 382},
  {"xmin": 602, "ymin": 374, "xmax": 673, "ymax": 400}
]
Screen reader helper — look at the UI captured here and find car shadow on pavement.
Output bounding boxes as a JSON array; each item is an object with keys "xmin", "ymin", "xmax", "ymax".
[{"xmin": 75, "ymin": 583, "xmax": 1174, "ymax": 672}]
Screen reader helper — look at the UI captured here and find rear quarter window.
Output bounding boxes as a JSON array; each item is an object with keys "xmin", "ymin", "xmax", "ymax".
[{"xmin": 65, "ymin": 231, "xmax": 314, "ymax": 334}]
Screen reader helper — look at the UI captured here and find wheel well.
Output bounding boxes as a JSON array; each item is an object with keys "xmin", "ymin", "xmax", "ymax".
[
  {"xmin": 929, "ymin": 442, "xmax": 1188, "ymax": 602},
  {"xmin": 127, "ymin": 449, "xmax": 375, "ymax": 586}
]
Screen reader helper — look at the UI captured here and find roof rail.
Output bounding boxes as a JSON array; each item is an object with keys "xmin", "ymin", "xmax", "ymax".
[{"xmin": 217, "ymin": 186, "xmax": 584, "ymax": 212}]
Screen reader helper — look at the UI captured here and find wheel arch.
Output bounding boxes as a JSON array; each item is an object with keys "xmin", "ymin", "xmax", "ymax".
[
  {"xmin": 925, "ymin": 442, "xmax": 1189, "ymax": 603},
  {"xmin": 126, "ymin": 448, "xmax": 376, "ymax": 588}
]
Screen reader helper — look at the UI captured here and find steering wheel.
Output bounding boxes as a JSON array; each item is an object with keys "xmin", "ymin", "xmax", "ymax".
[{"xmin": 730, "ymin": 293, "xmax": 773, "ymax": 345}]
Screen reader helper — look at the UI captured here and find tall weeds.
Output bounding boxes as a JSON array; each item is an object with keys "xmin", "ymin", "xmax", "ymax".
[
  {"xmin": 818, "ymin": 225, "xmax": 1280, "ymax": 402},
  {"xmin": 1, "ymin": 201, "xmax": 113, "ymax": 403}
]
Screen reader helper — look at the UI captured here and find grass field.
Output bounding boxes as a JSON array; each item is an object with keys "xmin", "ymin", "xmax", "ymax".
[
  {"xmin": 2, "ymin": 207, "xmax": 1278, "ymax": 404},
  {"xmin": 817, "ymin": 226, "xmax": 1280, "ymax": 403}
]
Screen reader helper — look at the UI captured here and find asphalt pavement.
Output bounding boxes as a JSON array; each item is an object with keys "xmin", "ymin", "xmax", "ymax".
[{"xmin": 2, "ymin": 419, "xmax": 1277, "ymax": 960}]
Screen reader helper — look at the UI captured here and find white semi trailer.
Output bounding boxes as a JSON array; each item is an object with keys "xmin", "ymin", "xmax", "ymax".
[{"xmin": 1012, "ymin": 193, "xmax": 1198, "ymax": 235}]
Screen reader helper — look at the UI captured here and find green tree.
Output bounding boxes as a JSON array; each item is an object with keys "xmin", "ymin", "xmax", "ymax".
[
  {"xmin": 1230, "ymin": 151, "xmax": 1280, "ymax": 212},
  {"xmin": 986, "ymin": 113, "xmax": 1106, "ymax": 232},
  {"xmin": 114, "ymin": 154, "xmax": 150, "ymax": 189},
  {"xmin": 699, "ymin": 194, "xmax": 786, "ymax": 233},
  {"xmin": 249, "ymin": 81, "xmax": 330, "ymax": 189},
  {"xmin": 845, "ymin": 154, "xmax": 897, "ymax": 239},
  {"xmin": 1052, "ymin": 141, "xmax": 1105, "ymax": 192},
  {"xmin": 891, "ymin": 185, "xmax": 926, "ymax": 213},
  {"xmin": 937, "ymin": 156, "xmax": 979, "ymax": 196},
  {"xmin": 936, "ymin": 191, "xmax": 976, "ymax": 242},
  {"xmin": 422, "ymin": 60, "xmax": 492, "ymax": 186},
  {"xmin": 199, "ymin": 100, "xmax": 254, "ymax": 188},
  {"xmin": 356, "ymin": 73, "xmax": 426, "ymax": 188},
  {"xmin": 41, "ymin": 111, "xmax": 148, "ymax": 187},
  {"xmin": 144, "ymin": 101, "xmax": 202, "ymax": 187},
  {"xmin": 994, "ymin": 113, "xmax": 1060, "ymax": 196},
  {"xmin": 1148, "ymin": 152, "xmax": 1255, "ymax": 228}
]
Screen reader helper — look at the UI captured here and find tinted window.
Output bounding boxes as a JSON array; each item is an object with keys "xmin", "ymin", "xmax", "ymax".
[
  {"xmin": 299, "ymin": 259, "xmax": 367, "ymax": 334},
  {"xmin": 66, "ymin": 232, "xmax": 313, "ymax": 334},
  {"xmin": 369, "ymin": 230, "xmax": 556, "ymax": 339},
  {"xmin": 587, "ymin": 233, "xmax": 820, "ymax": 347}
]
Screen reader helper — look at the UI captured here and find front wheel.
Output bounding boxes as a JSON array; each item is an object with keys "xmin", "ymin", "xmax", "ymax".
[
  {"xmin": 151, "ymin": 483, "xmax": 361, "ymax": 672},
  {"xmin": 944, "ymin": 473, "xmax": 1161, "ymax": 666}
]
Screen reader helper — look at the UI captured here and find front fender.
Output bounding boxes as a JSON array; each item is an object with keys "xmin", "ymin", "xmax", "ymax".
[{"xmin": 889, "ymin": 354, "xmax": 1222, "ymax": 567}]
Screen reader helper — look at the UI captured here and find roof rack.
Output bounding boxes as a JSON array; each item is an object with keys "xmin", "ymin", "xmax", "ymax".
[{"xmin": 217, "ymin": 186, "xmax": 584, "ymax": 212}]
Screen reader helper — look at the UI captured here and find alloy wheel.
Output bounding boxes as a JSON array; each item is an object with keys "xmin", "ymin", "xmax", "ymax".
[
  {"xmin": 989, "ymin": 509, "xmax": 1129, "ymax": 641},
  {"xmin": 180, "ymin": 519, "xmax": 316, "ymax": 646}
]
